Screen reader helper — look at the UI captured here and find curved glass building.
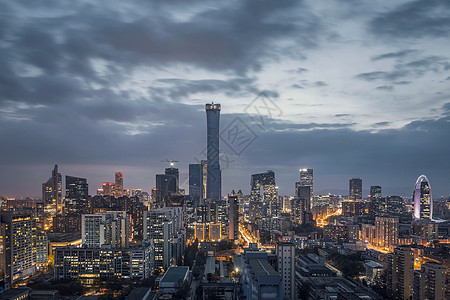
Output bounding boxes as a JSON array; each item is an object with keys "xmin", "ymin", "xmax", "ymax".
[{"xmin": 413, "ymin": 175, "xmax": 432, "ymax": 220}]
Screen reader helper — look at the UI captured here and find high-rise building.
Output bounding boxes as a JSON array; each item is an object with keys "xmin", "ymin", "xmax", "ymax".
[
  {"xmin": 276, "ymin": 242, "xmax": 295, "ymax": 300},
  {"xmin": 209, "ymin": 223, "xmax": 221, "ymax": 241},
  {"xmin": 375, "ymin": 216, "xmax": 399, "ymax": 250},
  {"xmin": 413, "ymin": 175, "xmax": 433, "ymax": 220},
  {"xmin": 387, "ymin": 246, "xmax": 414, "ymax": 300},
  {"xmin": 155, "ymin": 174, "xmax": 177, "ymax": 203},
  {"xmin": 189, "ymin": 164, "xmax": 203, "ymax": 206},
  {"xmin": 194, "ymin": 223, "xmax": 206, "ymax": 242},
  {"xmin": 413, "ymin": 262, "xmax": 447, "ymax": 300},
  {"xmin": 386, "ymin": 196, "xmax": 404, "ymax": 215},
  {"xmin": 81, "ymin": 211, "xmax": 129, "ymax": 248},
  {"xmin": 165, "ymin": 168, "xmax": 179, "ymax": 193},
  {"xmin": 42, "ymin": 164, "xmax": 62, "ymax": 214},
  {"xmin": 296, "ymin": 186, "xmax": 311, "ymax": 213},
  {"xmin": 370, "ymin": 185, "xmax": 382, "ymax": 215},
  {"xmin": 228, "ymin": 195, "xmax": 239, "ymax": 240},
  {"xmin": 143, "ymin": 207, "xmax": 185, "ymax": 270},
  {"xmin": 115, "ymin": 172, "xmax": 123, "ymax": 197},
  {"xmin": 349, "ymin": 178, "xmax": 362, "ymax": 200},
  {"xmin": 201, "ymin": 160, "xmax": 208, "ymax": 203},
  {"xmin": 65, "ymin": 176, "xmax": 88, "ymax": 214},
  {"xmin": 251, "ymin": 170, "xmax": 277, "ymax": 216},
  {"xmin": 299, "ymin": 168, "xmax": 313, "ymax": 197},
  {"xmin": 205, "ymin": 103, "xmax": 221, "ymax": 201},
  {"xmin": 0, "ymin": 212, "xmax": 36, "ymax": 285}
]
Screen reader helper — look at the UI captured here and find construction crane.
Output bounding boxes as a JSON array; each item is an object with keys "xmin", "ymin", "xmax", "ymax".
[{"xmin": 160, "ymin": 159, "xmax": 178, "ymax": 167}]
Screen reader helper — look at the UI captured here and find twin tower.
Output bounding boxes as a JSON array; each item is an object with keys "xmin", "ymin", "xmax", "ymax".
[{"xmin": 205, "ymin": 103, "xmax": 221, "ymax": 201}]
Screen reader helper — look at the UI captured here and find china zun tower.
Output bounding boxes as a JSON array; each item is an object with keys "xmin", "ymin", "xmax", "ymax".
[{"xmin": 205, "ymin": 103, "xmax": 221, "ymax": 201}]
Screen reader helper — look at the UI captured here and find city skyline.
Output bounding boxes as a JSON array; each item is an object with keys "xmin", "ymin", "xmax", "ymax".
[{"xmin": 1, "ymin": 0, "xmax": 449, "ymax": 198}]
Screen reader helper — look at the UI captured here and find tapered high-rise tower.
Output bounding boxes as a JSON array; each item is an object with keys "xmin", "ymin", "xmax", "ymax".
[
  {"xmin": 42, "ymin": 164, "xmax": 62, "ymax": 214},
  {"xmin": 205, "ymin": 103, "xmax": 221, "ymax": 201}
]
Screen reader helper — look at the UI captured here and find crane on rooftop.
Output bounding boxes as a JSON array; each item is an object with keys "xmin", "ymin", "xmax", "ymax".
[{"xmin": 160, "ymin": 159, "xmax": 178, "ymax": 167}]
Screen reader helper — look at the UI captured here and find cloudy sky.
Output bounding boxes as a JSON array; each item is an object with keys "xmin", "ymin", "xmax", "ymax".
[{"xmin": 0, "ymin": 0, "xmax": 449, "ymax": 198}]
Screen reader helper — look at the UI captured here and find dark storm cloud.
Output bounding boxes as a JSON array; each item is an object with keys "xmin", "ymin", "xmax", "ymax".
[
  {"xmin": 149, "ymin": 78, "xmax": 260, "ymax": 101},
  {"xmin": 369, "ymin": 0, "xmax": 450, "ymax": 39}
]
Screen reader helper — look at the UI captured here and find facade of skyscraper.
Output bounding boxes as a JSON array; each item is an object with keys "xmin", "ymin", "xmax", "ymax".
[
  {"xmin": 370, "ymin": 185, "xmax": 383, "ymax": 215},
  {"xmin": 251, "ymin": 170, "xmax": 277, "ymax": 216},
  {"xmin": 65, "ymin": 176, "xmax": 88, "ymax": 214},
  {"xmin": 205, "ymin": 103, "xmax": 221, "ymax": 201},
  {"xmin": 228, "ymin": 195, "xmax": 238, "ymax": 240},
  {"xmin": 299, "ymin": 168, "xmax": 313, "ymax": 194},
  {"xmin": 296, "ymin": 186, "xmax": 311, "ymax": 213},
  {"xmin": 349, "ymin": 178, "xmax": 362, "ymax": 200},
  {"xmin": 165, "ymin": 168, "xmax": 179, "ymax": 193},
  {"xmin": 189, "ymin": 164, "xmax": 203, "ymax": 206},
  {"xmin": 155, "ymin": 174, "xmax": 177, "ymax": 203},
  {"xmin": 42, "ymin": 164, "xmax": 62, "ymax": 214},
  {"xmin": 201, "ymin": 160, "xmax": 208, "ymax": 203},
  {"xmin": 115, "ymin": 172, "xmax": 123, "ymax": 197},
  {"xmin": 413, "ymin": 175, "xmax": 433, "ymax": 220}
]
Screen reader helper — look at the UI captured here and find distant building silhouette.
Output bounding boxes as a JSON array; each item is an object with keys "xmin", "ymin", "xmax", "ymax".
[{"xmin": 349, "ymin": 178, "xmax": 362, "ymax": 200}]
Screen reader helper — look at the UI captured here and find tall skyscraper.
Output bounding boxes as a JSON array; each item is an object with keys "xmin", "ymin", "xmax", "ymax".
[
  {"xmin": 299, "ymin": 168, "xmax": 313, "ymax": 193},
  {"xmin": 228, "ymin": 195, "xmax": 238, "ymax": 240},
  {"xmin": 189, "ymin": 164, "xmax": 203, "ymax": 206},
  {"xmin": 155, "ymin": 174, "xmax": 177, "ymax": 203},
  {"xmin": 251, "ymin": 170, "xmax": 277, "ymax": 216},
  {"xmin": 296, "ymin": 186, "xmax": 311, "ymax": 213},
  {"xmin": 370, "ymin": 185, "xmax": 382, "ymax": 215},
  {"xmin": 413, "ymin": 175, "xmax": 433, "ymax": 220},
  {"xmin": 65, "ymin": 176, "xmax": 88, "ymax": 214},
  {"xmin": 42, "ymin": 164, "xmax": 62, "ymax": 214},
  {"xmin": 349, "ymin": 178, "xmax": 362, "ymax": 200},
  {"xmin": 165, "ymin": 167, "xmax": 179, "ymax": 192},
  {"xmin": 205, "ymin": 103, "xmax": 221, "ymax": 201},
  {"xmin": 201, "ymin": 160, "xmax": 208, "ymax": 202},
  {"xmin": 115, "ymin": 172, "xmax": 123, "ymax": 197}
]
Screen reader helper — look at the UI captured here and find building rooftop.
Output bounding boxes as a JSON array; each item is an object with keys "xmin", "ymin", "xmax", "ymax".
[
  {"xmin": 249, "ymin": 259, "xmax": 278, "ymax": 277},
  {"xmin": 125, "ymin": 287, "xmax": 155, "ymax": 300},
  {"xmin": 204, "ymin": 256, "xmax": 216, "ymax": 275},
  {"xmin": 160, "ymin": 266, "xmax": 189, "ymax": 285}
]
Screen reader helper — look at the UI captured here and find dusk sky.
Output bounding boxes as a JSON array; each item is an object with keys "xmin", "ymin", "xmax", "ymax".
[{"xmin": 0, "ymin": 0, "xmax": 449, "ymax": 198}]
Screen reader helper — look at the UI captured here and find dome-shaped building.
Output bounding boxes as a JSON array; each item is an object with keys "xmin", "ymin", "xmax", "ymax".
[{"xmin": 413, "ymin": 175, "xmax": 432, "ymax": 220}]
